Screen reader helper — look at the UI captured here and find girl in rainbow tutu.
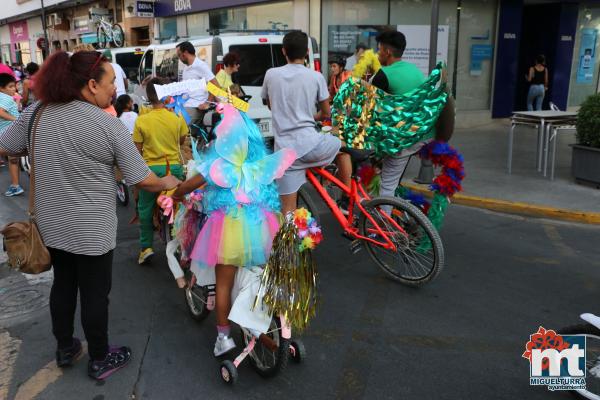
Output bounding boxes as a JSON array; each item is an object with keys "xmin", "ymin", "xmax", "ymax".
[{"xmin": 171, "ymin": 102, "xmax": 295, "ymax": 357}]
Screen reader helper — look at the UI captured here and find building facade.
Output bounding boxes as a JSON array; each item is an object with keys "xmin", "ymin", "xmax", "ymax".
[
  {"xmin": 0, "ymin": 0, "xmax": 155, "ymax": 65},
  {"xmin": 2, "ymin": 0, "xmax": 600, "ymax": 118}
]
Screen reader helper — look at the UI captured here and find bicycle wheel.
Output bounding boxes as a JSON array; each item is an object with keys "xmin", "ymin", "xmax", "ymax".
[
  {"xmin": 359, "ymin": 196, "xmax": 444, "ymax": 286},
  {"xmin": 241, "ymin": 317, "xmax": 290, "ymax": 378},
  {"xmin": 116, "ymin": 180, "xmax": 129, "ymax": 206},
  {"xmin": 158, "ymin": 213, "xmax": 173, "ymax": 243},
  {"xmin": 19, "ymin": 156, "xmax": 30, "ymax": 175},
  {"xmin": 111, "ymin": 24, "xmax": 124, "ymax": 47},
  {"xmin": 96, "ymin": 26, "xmax": 108, "ymax": 49},
  {"xmin": 297, "ymin": 184, "xmax": 320, "ymax": 224},
  {"xmin": 558, "ymin": 324, "xmax": 600, "ymax": 399}
]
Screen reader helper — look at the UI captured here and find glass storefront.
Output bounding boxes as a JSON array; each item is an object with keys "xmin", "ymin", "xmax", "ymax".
[
  {"xmin": 321, "ymin": 0, "xmax": 497, "ymax": 111},
  {"xmin": 159, "ymin": 1, "xmax": 294, "ymax": 38},
  {"xmin": 568, "ymin": 4, "xmax": 600, "ymax": 107}
]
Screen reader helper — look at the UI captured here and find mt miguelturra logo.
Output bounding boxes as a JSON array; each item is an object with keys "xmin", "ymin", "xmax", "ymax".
[
  {"xmin": 174, "ymin": 0, "xmax": 192, "ymax": 12},
  {"xmin": 523, "ymin": 326, "xmax": 586, "ymax": 391}
]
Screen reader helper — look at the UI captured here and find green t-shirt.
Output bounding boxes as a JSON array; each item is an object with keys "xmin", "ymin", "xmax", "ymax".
[
  {"xmin": 379, "ymin": 61, "xmax": 425, "ymax": 96},
  {"xmin": 372, "ymin": 60, "xmax": 435, "ymax": 140}
]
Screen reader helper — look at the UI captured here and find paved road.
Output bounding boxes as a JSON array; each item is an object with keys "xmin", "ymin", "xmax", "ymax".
[{"xmin": 1, "ymin": 179, "xmax": 599, "ymax": 399}]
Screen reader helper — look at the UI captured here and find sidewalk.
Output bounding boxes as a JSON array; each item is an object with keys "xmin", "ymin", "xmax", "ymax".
[{"xmin": 401, "ymin": 119, "xmax": 600, "ymax": 223}]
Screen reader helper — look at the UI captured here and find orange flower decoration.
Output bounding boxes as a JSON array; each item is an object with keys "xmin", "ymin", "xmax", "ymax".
[{"xmin": 522, "ymin": 326, "xmax": 570, "ymax": 370}]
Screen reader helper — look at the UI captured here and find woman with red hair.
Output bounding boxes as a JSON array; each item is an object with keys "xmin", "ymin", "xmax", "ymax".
[{"xmin": 0, "ymin": 51, "xmax": 181, "ymax": 381}]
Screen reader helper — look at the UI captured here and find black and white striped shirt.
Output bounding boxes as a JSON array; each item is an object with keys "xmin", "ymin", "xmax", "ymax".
[{"xmin": 0, "ymin": 100, "xmax": 150, "ymax": 256}]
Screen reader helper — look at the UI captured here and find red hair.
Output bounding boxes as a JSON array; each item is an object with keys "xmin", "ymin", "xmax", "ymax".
[{"xmin": 36, "ymin": 51, "xmax": 109, "ymax": 104}]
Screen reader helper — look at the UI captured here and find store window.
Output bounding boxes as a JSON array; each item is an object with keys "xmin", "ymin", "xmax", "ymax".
[
  {"xmin": 321, "ymin": 0, "xmax": 388, "ymax": 71},
  {"xmin": 321, "ymin": 0, "xmax": 497, "ymax": 111},
  {"xmin": 159, "ymin": 17, "xmax": 177, "ymax": 40},
  {"xmin": 1, "ymin": 45, "xmax": 11, "ymax": 64},
  {"xmin": 187, "ymin": 12, "xmax": 209, "ymax": 37},
  {"xmin": 14, "ymin": 41, "xmax": 31, "ymax": 65},
  {"xmin": 568, "ymin": 4, "xmax": 600, "ymax": 107},
  {"xmin": 207, "ymin": 1, "xmax": 293, "ymax": 31}
]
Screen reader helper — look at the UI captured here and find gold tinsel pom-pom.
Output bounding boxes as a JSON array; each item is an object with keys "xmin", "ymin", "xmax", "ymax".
[{"xmin": 254, "ymin": 216, "xmax": 318, "ymax": 332}]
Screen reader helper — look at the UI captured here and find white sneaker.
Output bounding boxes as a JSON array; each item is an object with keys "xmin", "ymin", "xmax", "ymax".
[{"xmin": 214, "ymin": 334, "xmax": 236, "ymax": 357}]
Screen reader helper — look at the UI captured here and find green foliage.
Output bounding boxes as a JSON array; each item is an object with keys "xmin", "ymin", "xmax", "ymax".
[{"xmin": 576, "ymin": 93, "xmax": 600, "ymax": 148}]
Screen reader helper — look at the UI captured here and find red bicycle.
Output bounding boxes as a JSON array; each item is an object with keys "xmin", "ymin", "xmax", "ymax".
[{"xmin": 297, "ymin": 148, "xmax": 444, "ymax": 287}]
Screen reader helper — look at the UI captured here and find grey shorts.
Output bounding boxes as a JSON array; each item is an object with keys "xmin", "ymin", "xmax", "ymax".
[{"xmin": 277, "ymin": 134, "xmax": 342, "ymax": 195}]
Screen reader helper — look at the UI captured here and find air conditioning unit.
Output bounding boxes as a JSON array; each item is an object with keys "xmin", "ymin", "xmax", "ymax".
[{"xmin": 46, "ymin": 13, "xmax": 62, "ymax": 26}]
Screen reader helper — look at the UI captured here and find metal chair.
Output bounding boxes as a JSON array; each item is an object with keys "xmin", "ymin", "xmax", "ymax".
[{"xmin": 545, "ymin": 102, "xmax": 576, "ymax": 180}]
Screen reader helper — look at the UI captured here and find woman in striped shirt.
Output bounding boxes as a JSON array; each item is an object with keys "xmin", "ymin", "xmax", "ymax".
[{"xmin": 0, "ymin": 51, "xmax": 181, "ymax": 381}]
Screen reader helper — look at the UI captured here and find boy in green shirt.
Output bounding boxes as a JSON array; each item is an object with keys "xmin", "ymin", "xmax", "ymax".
[
  {"xmin": 371, "ymin": 31, "xmax": 433, "ymax": 198},
  {"xmin": 133, "ymin": 78, "xmax": 188, "ymax": 264}
]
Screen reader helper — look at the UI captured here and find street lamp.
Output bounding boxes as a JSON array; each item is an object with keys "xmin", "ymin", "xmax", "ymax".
[
  {"xmin": 40, "ymin": 0, "xmax": 50, "ymax": 59},
  {"xmin": 415, "ymin": 0, "xmax": 440, "ymax": 184}
]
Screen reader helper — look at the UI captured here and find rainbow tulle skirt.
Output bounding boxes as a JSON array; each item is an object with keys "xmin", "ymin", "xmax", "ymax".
[{"xmin": 190, "ymin": 206, "xmax": 281, "ymax": 269}]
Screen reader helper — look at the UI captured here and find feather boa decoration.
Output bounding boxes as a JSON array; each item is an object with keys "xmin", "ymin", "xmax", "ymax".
[
  {"xmin": 351, "ymin": 49, "xmax": 381, "ymax": 79},
  {"xmin": 395, "ymin": 140, "xmax": 465, "ymax": 233}
]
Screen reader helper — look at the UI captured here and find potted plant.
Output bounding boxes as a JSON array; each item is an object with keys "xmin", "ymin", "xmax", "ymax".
[{"xmin": 572, "ymin": 93, "xmax": 600, "ymax": 185}]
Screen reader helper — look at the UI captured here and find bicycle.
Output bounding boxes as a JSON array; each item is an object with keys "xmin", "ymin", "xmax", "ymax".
[
  {"xmin": 180, "ymin": 261, "xmax": 306, "ymax": 385},
  {"xmin": 95, "ymin": 16, "xmax": 124, "ymax": 48},
  {"xmin": 559, "ymin": 313, "xmax": 600, "ymax": 399},
  {"xmin": 297, "ymin": 147, "xmax": 444, "ymax": 287}
]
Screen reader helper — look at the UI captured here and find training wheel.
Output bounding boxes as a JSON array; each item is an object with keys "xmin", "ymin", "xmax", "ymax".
[
  {"xmin": 220, "ymin": 360, "xmax": 238, "ymax": 385},
  {"xmin": 289, "ymin": 340, "xmax": 306, "ymax": 363}
]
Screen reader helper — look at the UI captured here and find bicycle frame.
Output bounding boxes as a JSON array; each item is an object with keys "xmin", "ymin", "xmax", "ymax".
[{"xmin": 305, "ymin": 167, "xmax": 408, "ymax": 251}]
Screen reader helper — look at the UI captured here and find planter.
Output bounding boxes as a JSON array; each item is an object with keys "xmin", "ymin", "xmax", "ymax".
[{"xmin": 571, "ymin": 144, "xmax": 600, "ymax": 185}]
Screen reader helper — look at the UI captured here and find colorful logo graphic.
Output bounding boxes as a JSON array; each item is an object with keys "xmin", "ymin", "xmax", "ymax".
[{"xmin": 522, "ymin": 327, "xmax": 586, "ymax": 391}]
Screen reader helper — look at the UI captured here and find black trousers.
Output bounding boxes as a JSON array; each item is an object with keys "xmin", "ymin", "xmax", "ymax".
[{"xmin": 48, "ymin": 247, "xmax": 113, "ymax": 360}]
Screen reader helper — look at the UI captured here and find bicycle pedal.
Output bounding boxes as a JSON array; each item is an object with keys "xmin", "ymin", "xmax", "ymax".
[{"xmin": 349, "ymin": 240, "xmax": 363, "ymax": 254}]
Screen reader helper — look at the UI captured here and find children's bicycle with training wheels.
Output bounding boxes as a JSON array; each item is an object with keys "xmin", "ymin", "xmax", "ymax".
[
  {"xmin": 297, "ymin": 147, "xmax": 444, "ymax": 287},
  {"xmin": 179, "ymin": 263, "xmax": 306, "ymax": 385}
]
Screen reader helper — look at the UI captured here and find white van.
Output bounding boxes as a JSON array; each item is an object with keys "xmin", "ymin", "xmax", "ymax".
[{"xmin": 137, "ymin": 32, "xmax": 321, "ymax": 138}]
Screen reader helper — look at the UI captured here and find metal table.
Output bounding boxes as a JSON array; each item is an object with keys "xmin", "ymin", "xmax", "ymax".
[{"xmin": 508, "ymin": 110, "xmax": 577, "ymax": 175}]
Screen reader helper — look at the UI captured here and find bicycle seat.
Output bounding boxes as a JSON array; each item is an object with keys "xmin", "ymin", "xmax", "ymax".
[{"xmin": 340, "ymin": 147, "xmax": 375, "ymax": 163}]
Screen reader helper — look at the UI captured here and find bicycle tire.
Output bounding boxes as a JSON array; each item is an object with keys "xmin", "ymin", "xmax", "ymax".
[
  {"xmin": 558, "ymin": 324, "xmax": 600, "ymax": 400},
  {"xmin": 359, "ymin": 196, "xmax": 444, "ymax": 286},
  {"xmin": 241, "ymin": 317, "xmax": 290, "ymax": 378},
  {"xmin": 111, "ymin": 24, "xmax": 124, "ymax": 47},
  {"xmin": 116, "ymin": 181, "xmax": 129, "ymax": 206},
  {"xmin": 96, "ymin": 26, "xmax": 107, "ymax": 49},
  {"xmin": 19, "ymin": 156, "xmax": 30, "ymax": 175},
  {"xmin": 297, "ymin": 184, "xmax": 320, "ymax": 224}
]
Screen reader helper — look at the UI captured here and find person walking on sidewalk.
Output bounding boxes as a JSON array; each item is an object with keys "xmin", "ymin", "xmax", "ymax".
[
  {"xmin": 526, "ymin": 54, "xmax": 548, "ymax": 111},
  {"xmin": 0, "ymin": 73, "xmax": 24, "ymax": 196},
  {"xmin": 133, "ymin": 78, "xmax": 188, "ymax": 265},
  {"xmin": 0, "ymin": 51, "xmax": 180, "ymax": 381}
]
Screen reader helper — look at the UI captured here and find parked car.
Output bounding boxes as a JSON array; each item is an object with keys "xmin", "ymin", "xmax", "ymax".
[{"xmin": 137, "ymin": 31, "xmax": 321, "ymax": 138}]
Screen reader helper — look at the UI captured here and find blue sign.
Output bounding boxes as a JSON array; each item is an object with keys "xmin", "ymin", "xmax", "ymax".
[
  {"xmin": 136, "ymin": 1, "xmax": 154, "ymax": 17},
  {"xmin": 576, "ymin": 28, "xmax": 597, "ymax": 84},
  {"xmin": 470, "ymin": 44, "xmax": 493, "ymax": 76}
]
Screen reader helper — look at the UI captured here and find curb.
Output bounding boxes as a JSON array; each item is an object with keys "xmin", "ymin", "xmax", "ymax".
[{"xmin": 404, "ymin": 183, "xmax": 600, "ymax": 225}]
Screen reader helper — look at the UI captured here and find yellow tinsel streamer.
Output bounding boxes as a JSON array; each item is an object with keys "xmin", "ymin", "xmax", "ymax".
[
  {"xmin": 253, "ymin": 218, "xmax": 318, "ymax": 332},
  {"xmin": 351, "ymin": 49, "xmax": 381, "ymax": 79}
]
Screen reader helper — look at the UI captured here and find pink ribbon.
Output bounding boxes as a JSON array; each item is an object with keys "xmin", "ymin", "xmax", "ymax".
[{"xmin": 157, "ymin": 195, "xmax": 175, "ymax": 224}]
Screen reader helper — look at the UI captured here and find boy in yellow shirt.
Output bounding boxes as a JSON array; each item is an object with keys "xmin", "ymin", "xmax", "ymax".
[{"xmin": 133, "ymin": 78, "xmax": 188, "ymax": 264}]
